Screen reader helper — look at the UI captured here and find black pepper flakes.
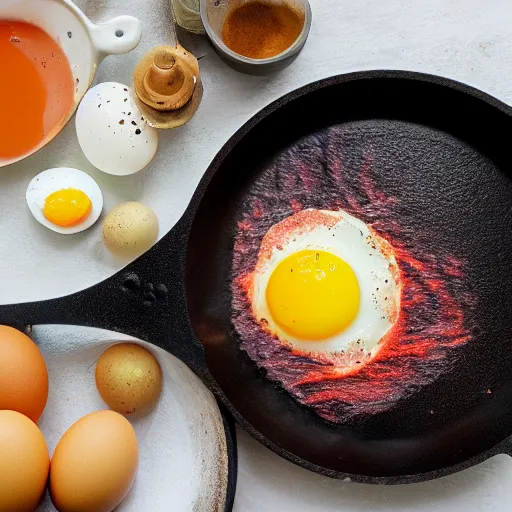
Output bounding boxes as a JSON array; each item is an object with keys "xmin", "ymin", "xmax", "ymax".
[
  {"xmin": 131, "ymin": 121, "xmax": 137, "ymax": 126},
  {"xmin": 67, "ymin": 31, "xmax": 72, "ymax": 38},
  {"xmin": 135, "ymin": 129, "xmax": 141, "ymax": 135}
]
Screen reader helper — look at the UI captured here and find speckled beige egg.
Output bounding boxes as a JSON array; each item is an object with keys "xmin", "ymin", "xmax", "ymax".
[
  {"xmin": 103, "ymin": 201, "xmax": 159, "ymax": 256},
  {"xmin": 96, "ymin": 343, "xmax": 163, "ymax": 417}
]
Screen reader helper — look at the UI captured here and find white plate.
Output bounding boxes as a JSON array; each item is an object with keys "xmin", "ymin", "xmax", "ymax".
[{"xmin": 31, "ymin": 325, "xmax": 228, "ymax": 512}]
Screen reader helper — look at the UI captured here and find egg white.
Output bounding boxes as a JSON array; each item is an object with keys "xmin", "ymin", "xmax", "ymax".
[
  {"xmin": 251, "ymin": 209, "xmax": 400, "ymax": 356},
  {"xmin": 26, "ymin": 168, "xmax": 103, "ymax": 234}
]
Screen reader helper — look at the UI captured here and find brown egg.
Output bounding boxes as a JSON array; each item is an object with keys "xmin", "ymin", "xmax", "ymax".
[
  {"xmin": 0, "ymin": 325, "xmax": 48, "ymax": 422},
  {"xmin": 0, "ymin": 410, "xmax": 50, "ymax": 512},
  {"xmin": 50, "ymin": 410, "xmax": 138, "ymax": 512},
  {"xmin": 96, "ymin": 343, "xmax": 163, "ymax": 417}
]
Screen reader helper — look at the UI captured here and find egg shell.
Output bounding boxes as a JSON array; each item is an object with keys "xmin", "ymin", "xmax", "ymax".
[
  {"xmin": 103, "ymin": 201, "xmax": 159, "ymax": 256},
  {"xmin": 76, "ymin": 82, "xmax": 159, "ymax": 176},
  {"xmin": 26, "ymin": 167, "xmax": 104, "ymax": 234},
  {"xmin": 96, "ymin": 343, "xmax": 163, "ymax": 417},
  {"xmin": 0, "ymin": 325, "xmax": 48, "ymax": 422},
  {"xmin": 0, "ymin": 410, "xmax": 50, "ymax": 512},
  {"xmin": 50, "ymin": 410, "xmax": 138, "ymax": 512}
]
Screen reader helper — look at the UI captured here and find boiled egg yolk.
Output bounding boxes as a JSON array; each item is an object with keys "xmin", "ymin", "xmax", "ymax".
[
  {"xmin": 43, "ymin": 189, "xmax": 92, "ymax": 227},
  {"xmin": 266, "ymin": 250, "xmax": 360, "ymax": 340}
]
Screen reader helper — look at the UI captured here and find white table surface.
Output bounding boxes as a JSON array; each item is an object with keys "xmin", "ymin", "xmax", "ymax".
[{"xmin": 3, "ymin": 0, "xmax": 512, "ymax": 510}]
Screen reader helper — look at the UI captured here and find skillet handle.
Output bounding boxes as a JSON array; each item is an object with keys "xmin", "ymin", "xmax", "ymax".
[
  {"xmin": 498, "ymin": 437, "xmax": 512, "ymax": 458},
  {"xmin": 0, "ymin": 218, "xmax": 207, "ymax": 375}
]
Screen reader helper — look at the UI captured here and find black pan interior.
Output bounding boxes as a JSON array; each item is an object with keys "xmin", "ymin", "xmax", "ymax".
[{"xmin": 185, "ymin": 73, "xmax": 512, "ymax": 479}]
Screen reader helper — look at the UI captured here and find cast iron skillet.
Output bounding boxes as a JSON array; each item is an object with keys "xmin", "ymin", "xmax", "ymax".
[{"xmin": 3, "ymin": 71, "xmax": 512, "ymax": 486}]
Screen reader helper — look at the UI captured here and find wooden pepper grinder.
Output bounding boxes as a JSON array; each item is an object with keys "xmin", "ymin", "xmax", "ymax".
[{"xmin": 133, "ymin": 44, "xmax": 203, "ymax": 129}]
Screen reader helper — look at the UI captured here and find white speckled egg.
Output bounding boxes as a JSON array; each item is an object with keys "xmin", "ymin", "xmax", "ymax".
[{"xmin": 76, "ymin": 82, "xmax": 159, "ymax": 176}]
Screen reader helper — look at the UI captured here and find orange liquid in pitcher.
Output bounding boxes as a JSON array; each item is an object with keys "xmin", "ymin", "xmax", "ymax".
[{"xmin": 0, "ymin": 20, "xmax": 74, "ymax": 160}]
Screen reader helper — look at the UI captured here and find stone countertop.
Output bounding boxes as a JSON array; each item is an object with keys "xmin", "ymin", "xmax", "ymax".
[{"xmin": 3, "ymin": 0, "xmax": 512, "ymax": 510}]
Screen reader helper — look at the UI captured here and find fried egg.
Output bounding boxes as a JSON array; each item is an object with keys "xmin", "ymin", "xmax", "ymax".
[
  {"xmin": 250, "ymin": 209, "xmax": 400, "ymax": 356},
  {"xmin": 26, "ymin": 168, "xmax": 103, "ymax": 234}
]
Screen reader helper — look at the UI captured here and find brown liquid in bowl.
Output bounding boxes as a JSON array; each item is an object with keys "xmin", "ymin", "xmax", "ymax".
[{"xmin": 221, "ymin": 2, "xmax": 304, "ymax": 60}]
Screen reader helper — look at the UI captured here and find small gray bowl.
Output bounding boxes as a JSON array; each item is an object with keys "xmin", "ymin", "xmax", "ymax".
[{"xmin": 200, "ymin": 0, "xmax": 312, "ymax": 75}]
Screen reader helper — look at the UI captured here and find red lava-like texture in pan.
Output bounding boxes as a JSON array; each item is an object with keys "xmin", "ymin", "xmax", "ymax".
[{"xmin": 231, "ymin": 127, "xmax": 475, "ymax": 424}]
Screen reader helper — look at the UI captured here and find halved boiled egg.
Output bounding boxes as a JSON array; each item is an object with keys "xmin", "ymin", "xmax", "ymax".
[
  {"xmin": 250, "ymin": 209, "xmax": 401, "ymax": 356},
  {"xmin": 26, "ymin": 168, "xmax": 103, "ymax": 234}
]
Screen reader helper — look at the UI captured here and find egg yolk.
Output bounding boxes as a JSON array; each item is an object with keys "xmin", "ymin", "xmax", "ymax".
[
  {"xmin": 266, "ymin": 250, "xmax": 360, "ymax": 340},
  {"xmin": 43, "ymin": 189, "xmax": 92, "ymax": 227}
]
